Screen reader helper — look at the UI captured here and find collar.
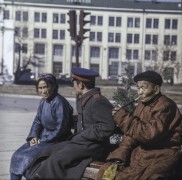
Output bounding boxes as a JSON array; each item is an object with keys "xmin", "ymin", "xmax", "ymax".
[
  {"xmin": 45, "ymin": 92, "xmax": 57, "ymax": 102},
  {"xmin": 79, "ymin": 88, "xmax": 101, "ymax": 106},
  {"xmin": 142, "ymin": 92, "xmax": 162, "ymax": 106}
]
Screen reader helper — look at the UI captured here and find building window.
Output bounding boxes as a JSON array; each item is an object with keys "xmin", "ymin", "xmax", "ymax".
[
  {"xmin": 108, "ymin": 33, "xmax": 121, "ymax": 43},
  {"xmin": 15, "ymin": 43, "xmax": 20, "ymax": 53},
  {"xmin": 60, "ymin": 14, "xmax": 66, "ymax": 24},
  {"xmin": 90, "ymin": 47, "xmax": 100, "ymax": 58},
  {"xmin": 34, "ymin": 28, "xmax": 40, "ymax": 38},
  {"xmin": 126, "ymin": 49, "xmax": 139, "ymax": 60},
  {"xmin": 109, "ymin": 17, "xmax": 114, "ymax": 26},
  {"xmin": 90, "ymin": 32, "xmax": 95, "ymax": 41},
  {"xmin": 53, "ymin": 30, "xmax": 58, "ymax": 39},
  {"xmin": 163, "ymin": 51, "xmax": 176, "ymax": 61},
  {"xmin": 145, "ymin": 50, "xmax": 150, "ymax": 60},
  {"xmin": 165, "ymin": 19, "xmax": 178, "ymax": 29},
  {"xmin": 171, "ymin": 51, "xmax": 176, "ymax": 61},
  {"xmin": 90, "ymin": 16, "xmax": 103, "ymax": 26},
  {"xmin": 146, "ymin": 18, "xmax": 159, "ymax": 29},
  {"xmin": 133, "ymin": 50, "xmax": 139, "ymax": 59},
  {"xmin": 15, "ymin": 43, "xmax": 27, "ymax": 54},
  {"xmin": 91, "ymin": 16, "xmax": 96, "ymax": 25},
  {"xmin": 34, "ymin": 43, "xmax": 45, "ymax": 55},
  {"xmin": 127, "ymin": 17, "xmax": 133, "ymax": 27},
  {"xmin": 164, "ymin": 35, "xmax": 177, "ymax": 45},
  {"xmin": 172, "ymin": 19, "xmax": 178, "ymax": 29},
  {"xmin": 53, "ymin": 13, "xmax": 59, "ymax": 23},
  {"xmin": 171, "ymin": 35, "xmax": 177, "ymax": 45},
  {"xmin": 3, "ymin": 10, "xmax": 9, "ymax": 19},
  {"xmin": 134, "ymin": 34, "xmax": 139, "ymax": 44},
  {"xmin": 23, "ymin": 11, "xmax": 28, "ymax": 22},
  {"xmin": 135, "ymin": 18, "xmax": 140, "ymax": 28},
  {"xmin": 34, "ymin": 12, "xmax": 40, "ymax": 22},
  {"xmin": 126, "ymin": 49, "xmax": 132, "ymax": 60},
  {"xmin": 22, "ymin": 27, "xmax": 28, "ymax": 38},
  {"xmin": 42, "ymin": 13, "xmax": 47, "ymax": 22},
  {"xmin": 98, "ymin": 16, "xmax": 103, "ymax": 26},
  {"xmin": 22, "ymin": 44, "xmax": 28, "ymax": 53},
  {"xmin": 127, "ymin": 17, "xmax": 140, "ymax": 28},
  {"xmin": 90, "ymin": 32, "xmax": 102, "ymax": 42},
  {"xmin": 15, "ymin": 27, "xmax": 21, "ymax": 37},
  {"xmin": 108, "ymin": 33, "xmax": 114, "ymax": 42},
  {"xmin": 116, "ymin": 17, "xmax": 122, "ymax": 27},
  {"xmin": 53, "ymin": 45, "xmax": 63, "ymax": 56},
  {"xmin": 163, "ymin": 51, "xmax": 170, "ymax": 61},
  {"xmin": 109, "ymin": 48, "xmax": 119, "ymax": 59},
  {"xmin": 15, "ymin": 11, "xmax": 21, "ymax": 21},
  {"xmin": 115, "ymin": 33, "xmax": 121, "ymax": 43},
  {"xmin": 153, "ymin": 19, "xmax": 159, "ymax": 29},
  {"xmin": 152, "ymin": 35, "xmax": 158, "ymax": 45},
  {"xmin": 145, "ymin": 35, "xmax": 151, "ymax": 44},
  {"xmin": 146, "ymin": 18, "xmax": 152, "ymax": 28},
  {"xmin": 145, "ymin": 50, "xmax": 158, "ymax": 61},
  {"xmin": 165, "ymin": 19, "xmax": 171, "ymax": 29},
  {"xmin": 152, "ymin": 50, "xmax": 157, "ymax": 61},
  {"xmin": 109, "ymin": 62, "xmax": 119, "ymax": 76},
  {"xmin": 60, "ymin": 30, "xmax": 65, "ymax": 40},
  {"xmin": 127, "ymin": 34, "xmax": 132, "ymax": 44},
  {"xmin": 41, "ymin": 29, "xmax": 47, "ymax": 38},
  {"xmin": 97, "ymin": 32, "xmax": 102, "ymax": 42},
  {"xmin": 164, "ymin": 35, "xmax": 170, "ymax": 45},
  {"xmin": 53, "ymin": 62, "xmax": 63, "ymax": 77},
  {"xmin": 90, "ymin": 64, "xmax": 99, "ymax": 73}
]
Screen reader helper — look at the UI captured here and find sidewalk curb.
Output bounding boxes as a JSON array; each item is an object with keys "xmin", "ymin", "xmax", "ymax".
[{"xmin": 0, "ymin": 93, "xmax": 76, "ymax": 101}]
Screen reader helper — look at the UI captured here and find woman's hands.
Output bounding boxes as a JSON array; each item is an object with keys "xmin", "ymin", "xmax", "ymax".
[{"xmin": 30, "ymin": 137, "xmax": 40, "ymax": 146}]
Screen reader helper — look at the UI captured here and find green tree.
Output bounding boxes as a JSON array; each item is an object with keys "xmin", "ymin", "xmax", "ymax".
[{"xmin": 112, "ymin": 68, "xmax": 138, "ymax": 112}]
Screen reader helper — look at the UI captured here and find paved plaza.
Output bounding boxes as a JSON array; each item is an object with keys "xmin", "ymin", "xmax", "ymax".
[{"xmin": 0, "ymin": 111, "xmax": 35, "ymax": 180}]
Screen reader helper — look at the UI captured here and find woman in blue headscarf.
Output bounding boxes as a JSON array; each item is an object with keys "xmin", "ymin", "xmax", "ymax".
[{"xmin": 10, "ymin": 73, "xmax": 73, "ymax": 180}]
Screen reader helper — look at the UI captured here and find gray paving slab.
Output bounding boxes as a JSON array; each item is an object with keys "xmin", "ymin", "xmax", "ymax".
[{"xmin": 0, "ymin": 111, "xmax": 35, "ymax": 180}]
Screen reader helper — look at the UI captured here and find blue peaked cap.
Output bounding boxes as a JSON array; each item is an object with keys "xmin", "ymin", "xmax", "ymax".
[{"xmin": 71, "ymin": 67, "xmax": 99, "ymax": 82}]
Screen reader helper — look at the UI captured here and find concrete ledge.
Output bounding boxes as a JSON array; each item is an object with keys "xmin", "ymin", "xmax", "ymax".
[{"xmin": 0, "ymin": 84, "xmax": 117, "ymax": 100}]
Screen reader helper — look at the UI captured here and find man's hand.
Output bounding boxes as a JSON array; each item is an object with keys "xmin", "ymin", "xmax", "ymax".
[{"xmin": 30, "ymin": 137, "xmax": 40, "ymax": 146}]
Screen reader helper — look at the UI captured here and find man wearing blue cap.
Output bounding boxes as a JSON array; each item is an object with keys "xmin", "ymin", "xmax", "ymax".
[
  {"xmin": 27, "ymin": 68, "xmax": 116, "ymax": 179},
  {"xmin": 96, "ymin": 70, "xmax": 182, "ymax": 180}
]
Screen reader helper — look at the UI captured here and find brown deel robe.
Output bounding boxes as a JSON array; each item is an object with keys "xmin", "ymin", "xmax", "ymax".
[{"xmin": 109, "ymin": 93, "xmax": 182, "ymax": 180}]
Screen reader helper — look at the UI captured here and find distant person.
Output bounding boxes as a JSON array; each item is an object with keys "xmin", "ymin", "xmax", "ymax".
[
  {"xmin": 26, "ymin": 67, "xmax": 116, "ymax": 179},
  {"xmin": 10, "ymin": 73, "xmax": 73, "ymax": 180},
  {"xmin": 96, "ymin": 70, "xmax": 182, "ymax": 180}
]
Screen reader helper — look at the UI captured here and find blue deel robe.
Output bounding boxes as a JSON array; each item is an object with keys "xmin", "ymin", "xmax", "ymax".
[{"xmin": 10, "ymin": 93, "xmax": 73, "ymax": 176}]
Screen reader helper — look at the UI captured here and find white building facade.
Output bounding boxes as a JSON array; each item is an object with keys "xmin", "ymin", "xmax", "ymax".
[
  {"xmin": 2, "ymin": 0, "xmax": 182, "ymax": 83},
  {"xmin": 0, "ymin": 0, "xmax": 14, "ymax": 82}
]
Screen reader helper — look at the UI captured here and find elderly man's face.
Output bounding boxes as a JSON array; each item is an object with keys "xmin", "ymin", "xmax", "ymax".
[{"xmin": 137, "ymin": 81, "xmax": 159, "ymax": 102}]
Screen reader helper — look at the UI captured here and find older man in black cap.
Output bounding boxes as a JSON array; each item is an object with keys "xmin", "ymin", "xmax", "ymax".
[
  {"xmin": 27, "ymin": 67, "xmax": 116, "ymax": 180},
  {"xmin": 96, "ymin": 70, "xmax": 182, "ymax": 180}
]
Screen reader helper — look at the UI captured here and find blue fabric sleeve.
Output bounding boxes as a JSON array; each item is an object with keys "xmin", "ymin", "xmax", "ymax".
[{"xmin": 44, "ymin": 99, "xmax": 64, "ymax": 142}]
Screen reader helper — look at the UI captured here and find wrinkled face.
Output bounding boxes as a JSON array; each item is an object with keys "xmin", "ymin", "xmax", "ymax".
[
  {"xmin": 72, "ymin": 80, "xmax": 83, "ymax": 95},
  {"xmin": 137, "ymin": 81, "xmax": 159, "ymax": 102},
  {"xmin": 38, "ymin": 80, "xmax": 54, "ymax": 99}
]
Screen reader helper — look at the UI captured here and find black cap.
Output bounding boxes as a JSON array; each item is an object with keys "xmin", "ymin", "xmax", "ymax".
[
  {"xmin": 134, "ymin": 70, "xmax": 162, "ymax": 86},
  {"xmin": 71, "ymin": 67, "xmax": 99, "ymax": 82}
]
